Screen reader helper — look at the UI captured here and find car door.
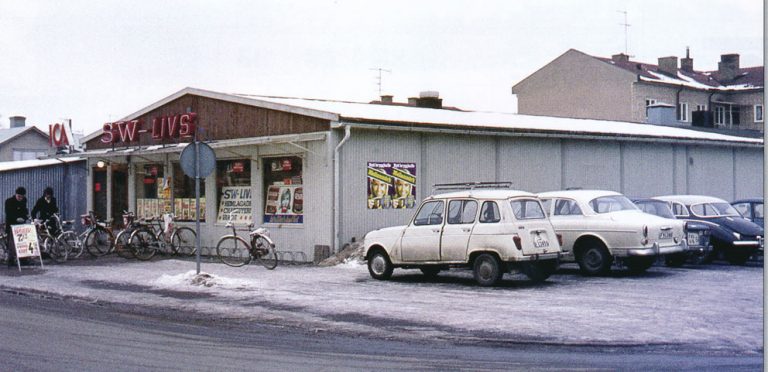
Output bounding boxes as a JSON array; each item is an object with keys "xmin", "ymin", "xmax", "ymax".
[
  {"xmin": 440, "ymin": 199, "xmax": 478, "ymax": 262},
  {"xmin": 509, "ymin": 198, "xmax": 556, "ymax": 255},
  {"xmin": 400, "ymin": 200, "xmax": 444, "ymax": 262},
  {"xmin": 544, "ymin": 198, "xmax": 584, "ymax": 253}
]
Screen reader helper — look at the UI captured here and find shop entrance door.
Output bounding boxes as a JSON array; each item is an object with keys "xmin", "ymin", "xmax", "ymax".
[
  {"xmin": 111, "ymin": 165, "xmax": 128, "ymax": 227},
  {"xmin": 93, "ymin": 169, "xmax": 107, "ymax": 222}
]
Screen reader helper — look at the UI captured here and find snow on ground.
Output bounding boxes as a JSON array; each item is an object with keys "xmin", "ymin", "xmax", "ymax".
[{"xmin": 0, "ymin": 258, "xmax": 762, "ymax": 353}]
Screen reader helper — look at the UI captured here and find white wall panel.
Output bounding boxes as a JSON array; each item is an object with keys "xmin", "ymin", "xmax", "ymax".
[
  {"xmin": 562, "ymin": 140, "xmax": 621, "ymax": 192},
  {"xmin": 621, "ymin": 142, "xmax": 674, "ymax": 197}
]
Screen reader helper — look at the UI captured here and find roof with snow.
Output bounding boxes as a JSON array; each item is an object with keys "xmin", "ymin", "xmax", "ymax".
[
  {"xmin": 596, "ymin": 54, "xmax": 763, "ymax": 91},
  {"xmin": 0, "ymin": 157, "xmax": 84, "ymax": 173},
  {"xmin": 82, "ymin": 87, "xmax": 763, "ymax": 148},
  {"xmin": 0, "ymin": 126, "xmax": 48, "ymax": 146}
]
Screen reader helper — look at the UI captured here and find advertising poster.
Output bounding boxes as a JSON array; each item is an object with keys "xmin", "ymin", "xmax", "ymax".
[
  {"xmin": 11, "ymin": 224, "xmax": 41, "ymax": 258},
  {"xmin": 216, "ymin": 186, "xmax": 253, "ymax": 224},
  {"xmin": 367, "ymin": 162, "xmax": 416, "ymax": 209},
  {"xmin": 264, "ymin": 185, "xmax": 303, "ymax": 224},
  {"xmin": 137, "ymin": 199, "xmax": 145, "ymax": 219}
]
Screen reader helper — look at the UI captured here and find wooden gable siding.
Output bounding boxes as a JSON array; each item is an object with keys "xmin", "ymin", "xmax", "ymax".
[{"xmin": 86, "ymin": 94, "xmax": 331, "ymax": 149}]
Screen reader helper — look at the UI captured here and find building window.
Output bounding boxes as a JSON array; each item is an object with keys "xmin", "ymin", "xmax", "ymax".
[
  {"xmin": 677, "ymin": 102, "xmax": 689, "ymax": 122},
  {"xmin": 696, "ymin": 104, "xmax": 707, "ymax": 112},
  {"xmin": 263, "ymin": 156, "xmax": 303, "ymax": 224},
  {"xmin": 135, "ymin": 164, "xmax": 171, "ymax": 221},
  {"xmin": 215, "ymin": 159, "xmax": 252, "ymax": 224},
  {"xmin": 645, "ymin": 99, "xmax": 657, "ymax": 117},
  {"xmin": 755, "ymin": 105, "xmax": 763, "ymax": 123},
  {"xmin": 172, "ymin": 163, "xmax": 206, "ymax": 222},
  {"xmin": 12, "ymin": 149, "xmax": 46, "ymax": 161},
  {"xmin": 714, "ymin": 106, "xmax": 725, "ymax": 126}
]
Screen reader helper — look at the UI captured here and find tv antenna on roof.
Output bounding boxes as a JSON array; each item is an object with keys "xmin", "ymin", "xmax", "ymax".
[
  {"xmin": 617, "ymin": 10, "xmax": 631, "ymax": 55},
  {"xmin": 369, "ymin": 67, "xmax": 391, "ymax": 96}
]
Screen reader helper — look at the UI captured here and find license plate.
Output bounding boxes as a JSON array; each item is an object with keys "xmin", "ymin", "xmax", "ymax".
[
  {"xmin": 687, "ymin": 232, "xmax": 699, "ymax": 246},
  {"xmin": 533, "ymin": 233, "xmax": 550, "ymax": 248},
  {"xmin": 659, "ymin": 230, "xmax": 673, "ymax": 239}
]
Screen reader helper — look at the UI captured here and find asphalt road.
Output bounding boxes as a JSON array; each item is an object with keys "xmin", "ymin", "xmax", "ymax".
[{"xmin": 0, "ymin": 290, "xmax": 762, "ymax": 371}]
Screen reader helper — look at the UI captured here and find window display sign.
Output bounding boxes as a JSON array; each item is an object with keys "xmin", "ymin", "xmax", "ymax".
[
  {"xmin": 264, "ymin": 185, "xmax": 304, "ymax": 224},
  {"xmin": 367, "ymin": 162, "xmax": 416, "ymax": 209},
  {"xmin": 12, "ymin": 224, "xmax": 41, "ymax": 258},
  {"xmin": 216, "ymin": 186, "xmax": 252, "ymax": 224}
]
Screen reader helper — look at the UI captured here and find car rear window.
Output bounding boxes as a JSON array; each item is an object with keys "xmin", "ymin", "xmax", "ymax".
[
  {"xmin": 691, "ymin": 202, "xmax": 740, "ymax": 217},
  {"xmin": 479, "ymin": 201, "xmax": 501, "ymax": 223},
  {"xmin": 510, "ymin": 199, "xmax": 546, "ymax": 220},
  {"xmin": 588, "ymin": 195, "xmax": 637, "ymax": 214}
]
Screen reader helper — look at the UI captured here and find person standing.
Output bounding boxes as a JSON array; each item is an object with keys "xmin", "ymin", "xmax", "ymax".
[
  {"xmin": 31, "ymin": 187, "xmax": 59, "ymax": 234},
  {"xmin": 5, "ymin": 187, "xmax": 29, "ymax": 267}
]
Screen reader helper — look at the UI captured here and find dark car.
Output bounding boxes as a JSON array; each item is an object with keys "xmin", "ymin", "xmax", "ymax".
[
  {"xmin": 632, "ymin": 198, "xmax": 712, "ymax": 266},
  {"xmin": 655, "ymin": 195, "xmax": 764, "ymax": 265},
  {"xmin": 731, "ymin": 198, "xmax": 764, "ymax": 227}
]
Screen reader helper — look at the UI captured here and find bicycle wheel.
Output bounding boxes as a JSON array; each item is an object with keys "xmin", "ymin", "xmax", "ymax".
[
  {"xmin": 85, "ymin": 226, "xmax": 114, "ymax": 257},
  {"xmin": 44, "ymin": 236, "xmax": 68, "ymax": 263},
  {"xmin": 130, "ymin": 228, "xmax": 157, "ymax": 261},
  {"xmin": 252, "ymin": 235, "xmax": 278, "ymax": 270},
  {"xmin": 58, "ymin": 231, "xmax": 82, "ymax": 259},
  {"xmin": 216, "ymin": 236, "xmax": 251, "ymax": 267},
  {"xmin": 171, "ymin": 227, "xmax": 197, "ymax": 256},
  {"xmin": 114, "ymin": 230, "xmax": 135, "ymax": 259}
]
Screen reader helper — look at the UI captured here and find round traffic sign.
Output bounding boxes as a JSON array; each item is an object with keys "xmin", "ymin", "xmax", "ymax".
[{"xmin": 180, "ymin": 142, "xmax": 216, "ymax": 178}]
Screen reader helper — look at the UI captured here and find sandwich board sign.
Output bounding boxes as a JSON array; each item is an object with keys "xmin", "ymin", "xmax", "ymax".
[{"xmin": 11, "ymin": 224, "xmax": 43, "ymax": 271}]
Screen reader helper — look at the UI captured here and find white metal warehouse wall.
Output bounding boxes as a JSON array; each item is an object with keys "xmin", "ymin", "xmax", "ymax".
[{"xmin": 337, "ymin": 127, "xmax": 763, "ymax": 247}]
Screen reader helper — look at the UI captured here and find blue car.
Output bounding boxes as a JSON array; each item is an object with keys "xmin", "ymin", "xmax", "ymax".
[
  {"xmin": 655, "ymin": 195, "xmax": 763, "ymax": 265},
  {"xmin": 632, "ymin": 198, "xmax": 712, "ymax": 266},
  {"xmin": 731, "ymin": 198, "xmax": 764, "ymax": 227}
]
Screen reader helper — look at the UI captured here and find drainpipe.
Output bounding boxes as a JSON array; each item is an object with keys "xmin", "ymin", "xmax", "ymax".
[
  {"xmin": 675, "ymin": 85, "xmax": 683, "ymax": 122},
  {"xmin": 333, "ymin": 125, "xmax": 352, "ymax": 253}
]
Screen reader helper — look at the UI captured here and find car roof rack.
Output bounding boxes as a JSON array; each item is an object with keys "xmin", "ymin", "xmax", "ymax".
[{"xmin": 432, "ymin": 182, "xmax": 513, "ymax": 194}]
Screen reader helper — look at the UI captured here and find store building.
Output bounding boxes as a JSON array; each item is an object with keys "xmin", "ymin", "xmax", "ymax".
[{"xmin": 79, "ymin": 88, "xmax": 763, "ymax": 261}]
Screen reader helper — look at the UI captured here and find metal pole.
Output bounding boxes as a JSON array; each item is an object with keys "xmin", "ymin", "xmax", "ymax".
[{"xmin": 195, "ymin": 135, "xmax": 201, "ymax": 274}]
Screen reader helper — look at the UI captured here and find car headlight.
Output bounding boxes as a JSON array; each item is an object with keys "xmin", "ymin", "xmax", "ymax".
[{"xmin": 733, "ymin": 231, "xmax": 741, "ymax": 240}]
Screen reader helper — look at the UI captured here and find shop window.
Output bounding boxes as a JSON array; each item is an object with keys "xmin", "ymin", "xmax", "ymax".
[
  {"xmin": 172, "ymin": 163, "xmax": 206, "ymax": 222},
  {"xmin": 135, "ymin": 164, "xmax": 171, "ymax": 219},
  {"xmin": 215, "ymin": 159, "xmax": 252, "ymax": 224},
  {"xmin": 263, "ymin": 156, "xmax": 303, "ymax": 224}
]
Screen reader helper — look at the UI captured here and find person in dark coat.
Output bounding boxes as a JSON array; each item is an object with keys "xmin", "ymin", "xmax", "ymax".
[
  {"xmin": 31, "ymin": 187, "xmax": 59, "ymax": 234},
  {"xmin": 5, "ymin": 187, "xmax": 29, "ymax": 267}
]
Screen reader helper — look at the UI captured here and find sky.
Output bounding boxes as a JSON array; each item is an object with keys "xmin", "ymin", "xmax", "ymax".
[{"xmin": 0, "ymin": 0, "xmax": 763, "ymax": 136}]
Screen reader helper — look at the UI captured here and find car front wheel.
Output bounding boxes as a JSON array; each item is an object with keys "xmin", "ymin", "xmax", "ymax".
[
  {"xmin": 473, "ymin": 253, "xmax": 503, "ymax": 286},
  {"xmin": 367, "ymin": 251, "xmax": 393, "ymax": 280}
]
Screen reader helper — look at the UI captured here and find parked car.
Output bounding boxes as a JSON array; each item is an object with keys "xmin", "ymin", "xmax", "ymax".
[
  {"xmin": 655, "ymin": 195, "xmax": 763, "ymax": 265},
  {"xmin": 731, "ymin": 198, "xmax": 764, "ymax": 227},
  {"xmin": 537, "ymin": 190, "xmax": 686, "ymax": 275},
  {"xmin": 632, "ymin": 198, "xmax": 711, "ymax": 266},
  {"xmin": 363, "ymin": 189, "xmax": 563, "ymax": 286}
]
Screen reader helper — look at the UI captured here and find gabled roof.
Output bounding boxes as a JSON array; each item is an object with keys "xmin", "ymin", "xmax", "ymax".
[
  {"xmin": 595, "ymin": 54, "xmax": 763, "ymax": 91},
  {"xmin": 0, "ymin": 126, "xmax": 48, "ymax": 146},
  {"xmin": 83, "ymin": 87, "xmax": 763, "ymax": 149}
]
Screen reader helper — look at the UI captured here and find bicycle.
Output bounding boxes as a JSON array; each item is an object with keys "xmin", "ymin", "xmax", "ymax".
[
  {"xmin": 80, "ymin": 211, "xmax": 115, "ymax": 257},
  {"xmin": 33, "ymin": 218, "xmax": 68, "ymax": 263},
  {"xmin": 129, "ymin": 213, "xmax": 197, "ymax": 261},
  {"xmin": 113, "ymin": 211, "xmax": 139, "ymax": 259},
  {"xmin": 216, "ymin": 212, "xmax": 278, "ymax": 269},
  {"xmin": 44, "ymin": 213, "xmax": 83, "ymax": 259}
]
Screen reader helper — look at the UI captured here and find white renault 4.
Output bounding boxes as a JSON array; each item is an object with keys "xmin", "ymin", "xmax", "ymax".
[{"xmin": 363, "ymin": 184, "xmax": 563, "ymax": 286}]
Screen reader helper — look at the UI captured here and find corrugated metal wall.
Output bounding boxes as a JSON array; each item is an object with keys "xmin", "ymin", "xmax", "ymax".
[
  {"xmin": 337, "ymin": 127, "xmax": 763, "ymax": 247},
  {"xmin": 0, "ymin": 160, "xmax": 88, "ymax": 229}
]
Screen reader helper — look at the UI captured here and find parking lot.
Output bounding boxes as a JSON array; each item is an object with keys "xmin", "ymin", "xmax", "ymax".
[{"xmin": 0, "ymin": 256, "xmax": 762, "ymax": 355}]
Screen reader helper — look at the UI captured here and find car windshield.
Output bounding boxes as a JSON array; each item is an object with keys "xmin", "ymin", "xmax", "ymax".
[
  {"xmin": 636, "ymin": 201, "xmax": 675, "ymax": 219},
  {"xmin": 588, "ymin": 195, "xmax": 638, "ymax": 214},
  {"xmin": 690, "ymin": 202, "xmax": 741, "ymax": 217}
]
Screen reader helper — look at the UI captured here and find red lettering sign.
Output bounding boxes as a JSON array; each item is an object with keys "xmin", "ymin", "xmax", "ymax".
[
  {"xmin": 49, "ymin": 123, "xmax": 70, "ymax": 147},
  {"xmin": 103, "ymin": 112, "xmax": 197, "ymax": 145}
]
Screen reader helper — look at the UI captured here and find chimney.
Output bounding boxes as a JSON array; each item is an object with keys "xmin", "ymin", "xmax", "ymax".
[
  {"xmin": 380, "ymin": 95, "xmax": 393, "ymax": 104},
  {"xmin": 680, "ymin": 47, "xmax": 694, "ymax": 72},
  {"xmin": 611, "ymin": 53, "xmax": 630, "ymax": 64},
  {"xmin": 408, "ymin": 97, "xmax": 419, "ymax": 106},
  {"xmin": 415, "ymin": 91, "xmax": 442, "ymax": 109},
  {"xmin": 9, "ymin": 116, "xmax": 26, "ymax": 128},
  {"xmin": 657, "ymin": 56, "xmax": 678, "ymax": 76},
  {"xmin": 718, "ymin": 53, "xmax": 740, "ymax": 81}
]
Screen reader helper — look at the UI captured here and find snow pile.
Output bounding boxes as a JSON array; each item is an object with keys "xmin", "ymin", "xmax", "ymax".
[{"xmin": 318, "ymin": 242, "xmax": 364, "ymax": 267}]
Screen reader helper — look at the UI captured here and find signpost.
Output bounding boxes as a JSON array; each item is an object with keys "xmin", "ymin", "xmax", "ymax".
[{"xmin": 180, "ymin": 140, "xmax": 216, "ymax": 274}]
